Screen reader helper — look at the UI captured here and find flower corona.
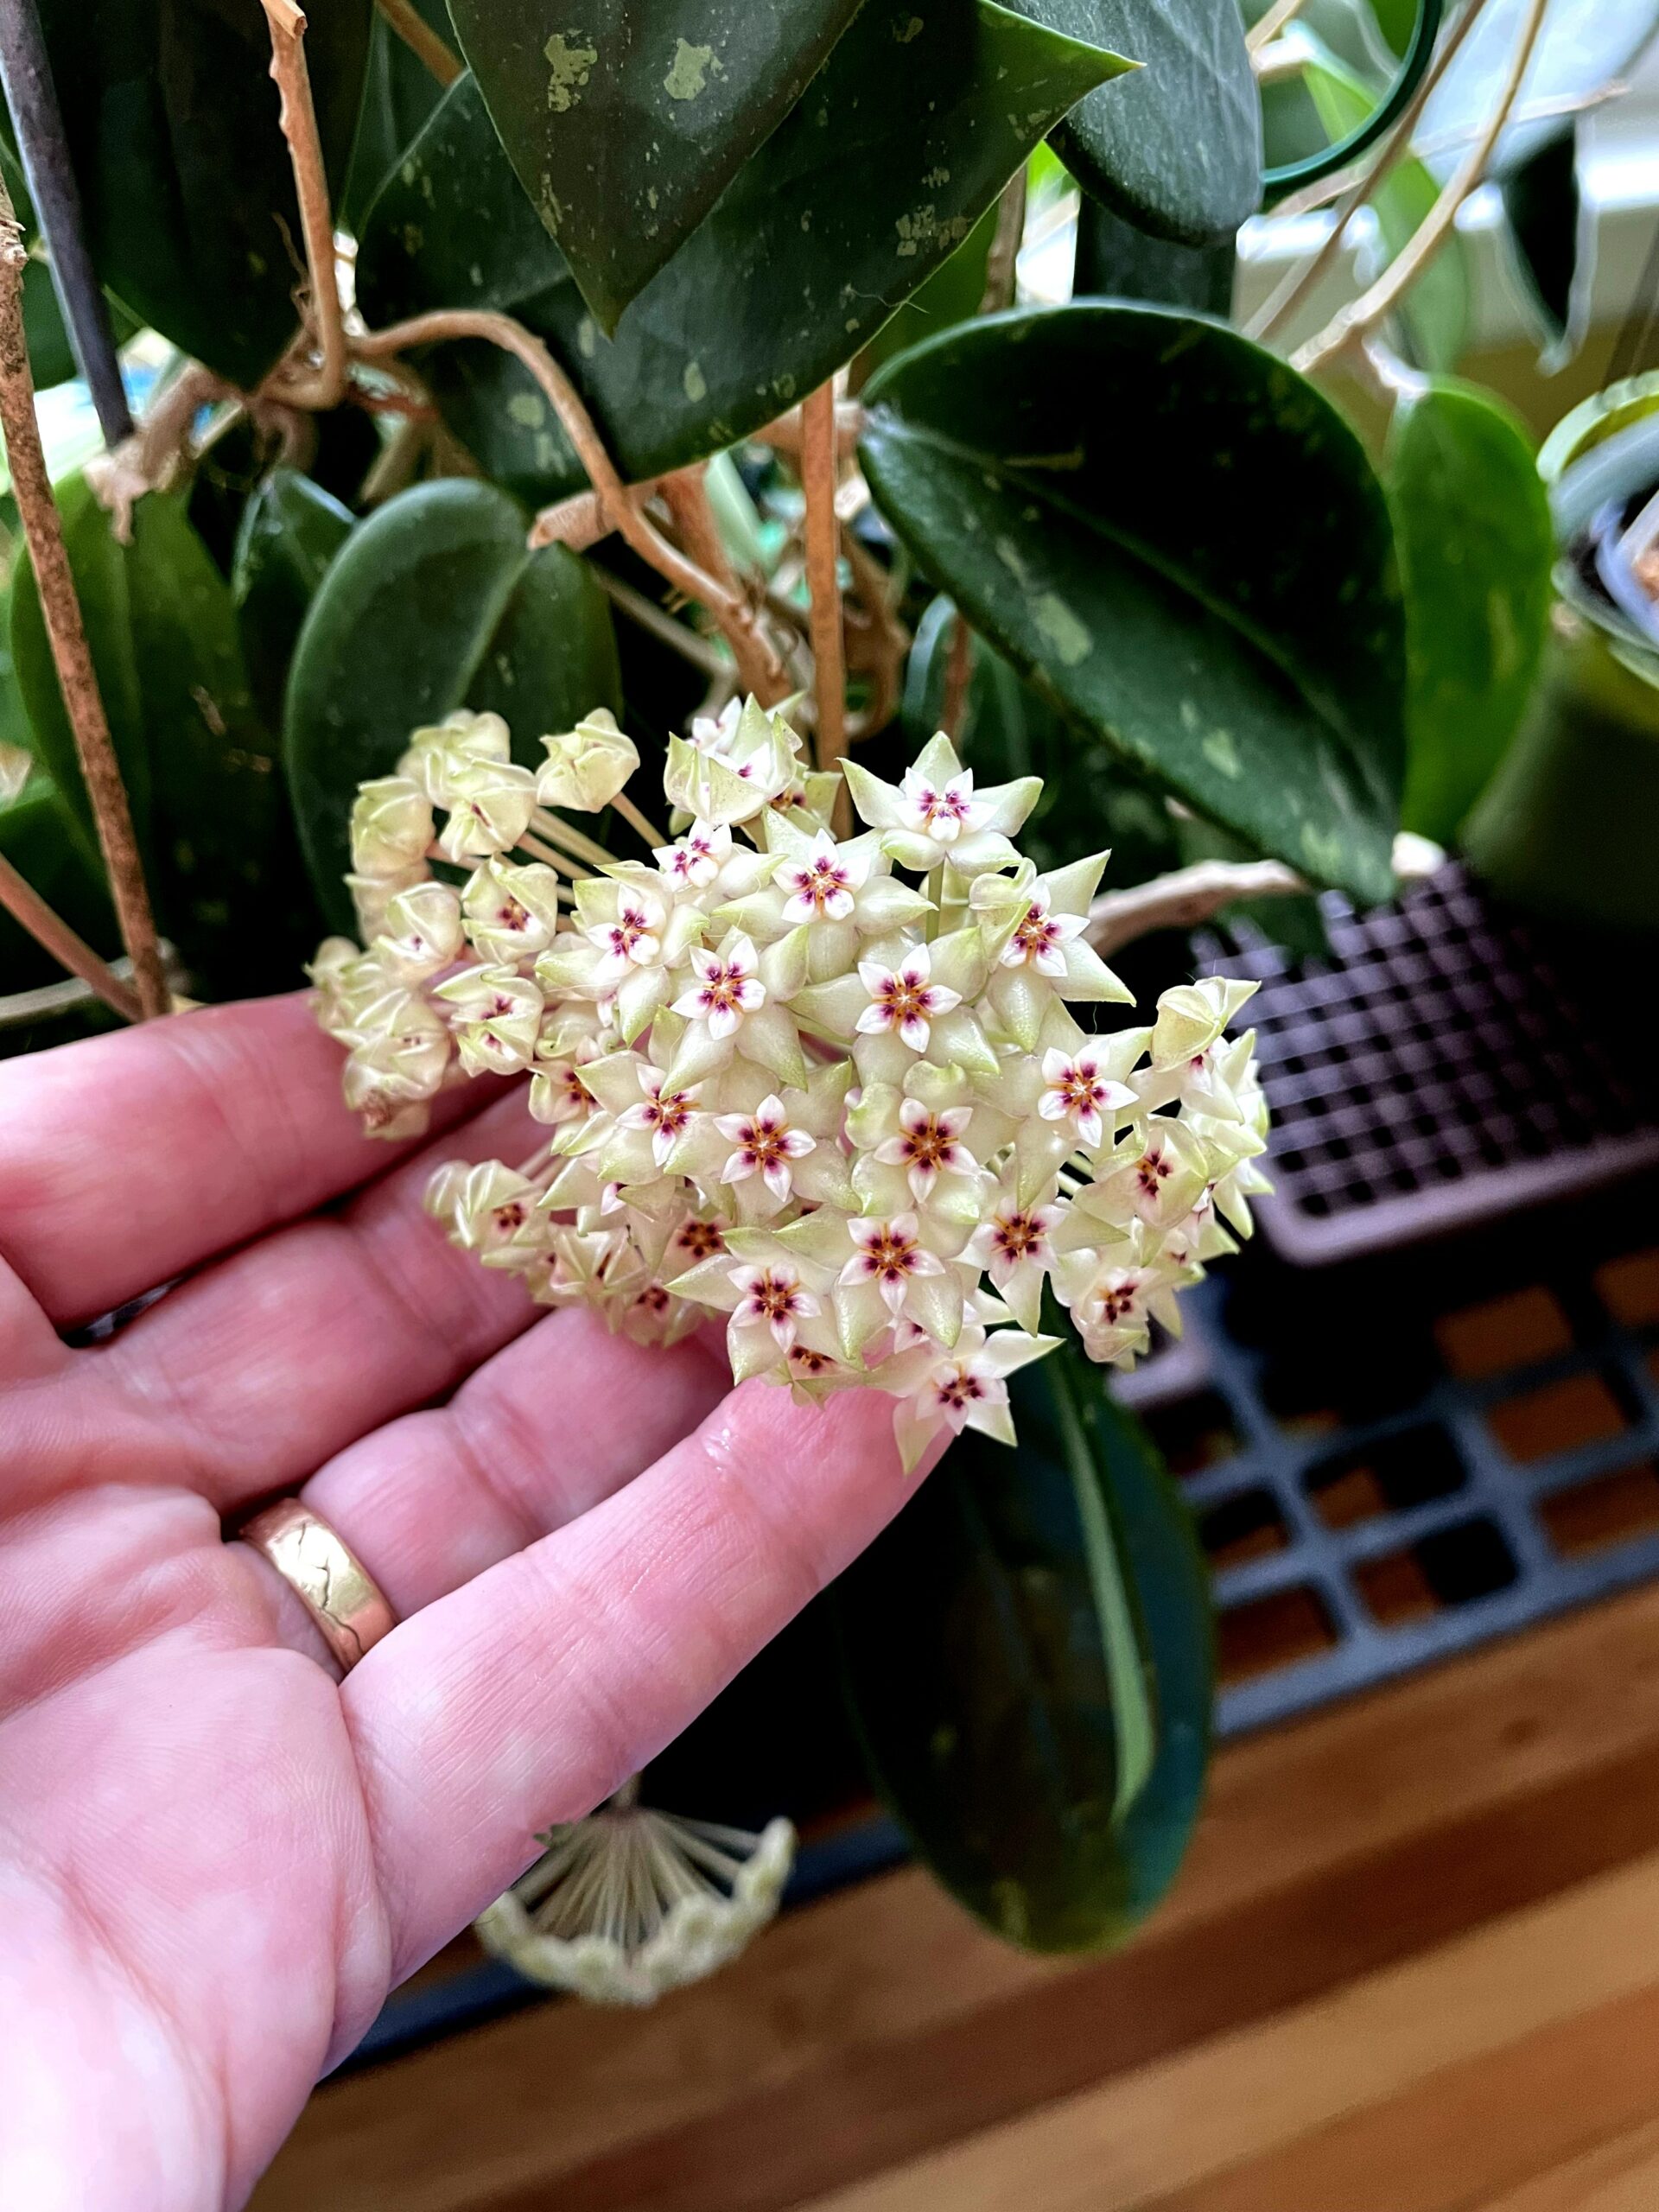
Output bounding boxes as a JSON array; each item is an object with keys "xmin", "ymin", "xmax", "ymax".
[{"xmin": 313, "ymin": 701, "xmax": 1270, "ymax": 1467}]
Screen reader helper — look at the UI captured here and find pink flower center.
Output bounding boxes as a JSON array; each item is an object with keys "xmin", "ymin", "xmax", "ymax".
[
  {"xmin": 862, "ymin": 1230, "xmax": 921, "ymax": 1282},
  {"xmin": 676, "ymin": 1220, "xmax": 725, "ymax": 1262},
  {"xmin": 994, "ymin": 1212, "xmax": 1043, "ymax": 1260}
]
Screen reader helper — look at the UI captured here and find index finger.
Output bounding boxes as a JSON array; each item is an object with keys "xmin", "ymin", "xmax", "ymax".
[{"xmin": 0, "ymin": 995, "xmax": 479, "ymax": 1326}]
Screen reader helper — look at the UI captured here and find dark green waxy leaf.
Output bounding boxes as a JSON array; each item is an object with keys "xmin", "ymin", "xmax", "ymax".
[
  {"xmin": 861, "ymin": 304, "xmax": 1404, "ymax": 901},
  {"xmin": 1174, "ymin": 813, "xmax": 1332, "ymax": 958},
  {"xmin": 855, "ymin": 200, "xmax": 1001, "ymax": 388},
  {"xmin": 1072, "ymin": 195, "xmax": 1235, "ymax": 314},
  {"xmin": 0, "ymin": 772, "xmax": 118, "ymax": 988},
  {"xmin": 358, "ymin": 5, "xmax": 1128, "ymax": 484},
  {"xmin": 836, "ymin": 1341, "xmax": 1212, "ymax": 1951},
  {"xmin": 903, "ymin": 595, "xmax": 1181, "ymax": 885},
  {"xmin": 1007, "ymin": 0, "xmax": 1260, "ymax": 243},
  {"xmin": 26, "ymin": 0, "xmax": 372, "ymax": 388},
  {"xmin": 19, "ymin": 258, "xmax": 143, "ymax": 394},
  {"xmin": 341, "ymin": 0, "xmax": 455, "ymax": 229},
  {"xmin": 1387, "ymin": 378, "xmax": 1553, "ymax": 845},
  {"xmin": 446, "ymin": 0, "xmax": 865, "ymax": 334},
  {"xmin": 1420, "ymin": 0, "xmax": 1659, "ymax": 180},
  {"xmin": 285, "ymin": 479, "xmax": 622, "ymax": 931},
  {"xmin": 1305, "ymin": 47, "xmax": 1466, "ymax": 372},
  {"xmin": 232, "ymin": 467, "xmax": 354, "ymax": 731},
  {"xmin": 1500, "ymin": 129, "xmax": 1592, "ymax": 369},
  {"xmin": 10, "ymin": 480, "xmax": 313, "ymax": 991}
]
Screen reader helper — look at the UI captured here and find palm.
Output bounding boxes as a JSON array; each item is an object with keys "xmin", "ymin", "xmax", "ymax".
[{"xmin": 0, "ymin": 996, "xmax": 920, "ymax": 2209}]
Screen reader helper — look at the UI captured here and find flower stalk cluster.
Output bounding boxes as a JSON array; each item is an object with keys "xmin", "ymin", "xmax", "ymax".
[{"xmin": 313, "ymin": 699, "xmax": 1270, "ymax": 1468}]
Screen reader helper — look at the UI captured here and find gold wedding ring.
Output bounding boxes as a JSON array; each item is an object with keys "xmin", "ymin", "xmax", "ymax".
[{"xmin": 239, "ymin": 1498, "xmax": 397, "ymax": 1673}]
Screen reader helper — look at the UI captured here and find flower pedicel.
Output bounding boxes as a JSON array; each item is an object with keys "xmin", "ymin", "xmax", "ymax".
[{"xmin": 313, "ymin": 699, "xmax": 1271, "ymax": 1473}]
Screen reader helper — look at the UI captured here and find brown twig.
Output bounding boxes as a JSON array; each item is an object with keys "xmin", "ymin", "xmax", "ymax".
[
  {"xmin": 0, "ymin": 849, "xmax": 143, "ymax": 1020},
  {"xmin": 1086, "ymin": 857, "xmax": 1308, "ymax": 956},
  {"xmin": 1293, "ymin": 0, "xmax": 1548, "ymax": 376},
  {"xmin": 839, "ymin": 523, "xmax": 909, "ymax": 741},
  {"xmin": 1247, "ymin": 0, "xmax": 1491, "ymax": 346},
  {"xmin": 801, "ymin": 380, "xmax": 849, "ymax": 833},
  {"xmin": 373, "ymin": 0, "xmax": 462, "ymax": 86},
  {"xmin": 979, "ymin": 168, "xmax": 1028, "ymax": 315},
  {"xmin": 258, "ymin": 0, "xmax": 347, "ymax": 410},
  {"xmin": 87, "ymin": 361, "xmax": 232, "ymax": 540},
  {"xmin": 0, "ymin": 188, "xmax": 168, "ymax": 1017},
  {"xmin": 938, "ymin": 612, "xmax": 974, "ymax": 741},
  {"xmin": 659, "ymin": 467, "xmax": 785, "ymax": 703},
  {"xmin": 357, "ymin": 308, "xmax": 787, "ymax": 698}
]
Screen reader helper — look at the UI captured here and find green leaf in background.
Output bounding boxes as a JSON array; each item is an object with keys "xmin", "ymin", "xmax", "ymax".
[
  {"xmin": 903, "ymin": 594, "xmax": 1182, "ymax": 886},
  {"xmin": 1304, "ymin": 46, "xmax": 1467, "ymax": 373},
  {"xmin": 1007, "ymin": 0, "xmax": 1260, "ymax": 244},
  {"xmin": 19, "ymin": 259, "xmax": 140, "ymax": 393},
  {"xmin": 1499, "ymin": 128, "xmax": 1592, "ymax": 370},
  {"xmin": 1387, "ymin": 378, "xmax": 1553, "ymax": 845},
  {"xmin": 446, "ymin": 0, "xmax": 866, "ymax": 334},
  {"xmin": 835, "ymin": 1338, "xmax": 1212, "ymax": 1951},
  {"xmin": 20, "ymin": 0, "xmax": 372, "ymax": 388},
  {"xmin": 861, "ymin": 304, "xmax": 1404, "ymax": 901},
  {"xmin": 232, "ymin": 467, "xmax": 354, "ymax": 732},
  {"xmin": 284, "ymin": 478, "xmax": 622, "ymax": 931},
  {"xmin": 853, "ymin": 200, "xmax": 1001, "ymax": 389},
  {"xmin": 0, "ymin": 772, "xmax": 118, "ymax": 989},
  {"xmin": 341, "ymin": 0, "xmax": 455, "ymax": 230},
  {"xmin": 1072, "ymin": 194, "xmax": 1236, "ymax": 314},
  {"xmin": 358, "ymin": 4, "xmax": 1128, "ymax": 486}
]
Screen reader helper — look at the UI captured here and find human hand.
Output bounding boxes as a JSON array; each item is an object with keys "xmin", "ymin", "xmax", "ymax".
[{"xmin": 0, "ymin": 995, "xmax": 925, "ymax": 2210}]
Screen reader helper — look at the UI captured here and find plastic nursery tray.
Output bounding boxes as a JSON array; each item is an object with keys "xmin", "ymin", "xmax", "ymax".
[{"xmin": 1209, "ymin": 864, "xmax": 1659, "ymax": 1267}]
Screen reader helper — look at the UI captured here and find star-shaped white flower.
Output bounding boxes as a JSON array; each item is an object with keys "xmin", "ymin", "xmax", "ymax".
[
  {"xmin": 775, "ymin": 829, "xmax": 871, "ymax": 924},
  {"xmin": 855, "ymin": 945, "xmax": 962, "ymax": 1053},
  {"xmin": 1038, "ymin": 1046, "xmax": 1136, "ymax": 1152},
  {"xmin": 998, "ymin": 885, "xmax": 1087, "ymax": 976},
  {"xmin": 583, "ymin": 887, "xmax": 667, "ymax": 982},
  {"xmin": 874, "ymin": 1097, "xmax": 976, "ymax": 1201},
  {"xmin": 731, "ymin": 1263, "xmax": 821, "ymax": 1351},
  {"xmin": 618, "ymin": 1066, "xmax": 702, "ymax": 1168},
  {"xmin": 837, "ymin": 1211, "xmax": 947, "ymax": 1318},
  {"xmin": 715, "ymin": 1096, "xmax": 817, "ymax": 1205},
  {"xmin": 653, "ymin": 818, "xmax": 733, "ymax": 893},
  {"xmin": 898, "ymin": 763, "xmax": 989, "ymax": 849},
  {"xmin": 671, "ymin": 933, "xmax": 766, "ymax": 1040}
]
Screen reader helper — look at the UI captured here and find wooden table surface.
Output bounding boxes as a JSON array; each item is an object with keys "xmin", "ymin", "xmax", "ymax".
[{"xmin": 254, "ymin": 1580, "xmax": 1659, "ymax": 2212}]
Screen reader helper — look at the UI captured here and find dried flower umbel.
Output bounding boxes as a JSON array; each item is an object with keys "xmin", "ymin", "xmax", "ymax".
[{"xmin": 313, "ymin": 698, "xmax": 1270, "ymax": 1472}]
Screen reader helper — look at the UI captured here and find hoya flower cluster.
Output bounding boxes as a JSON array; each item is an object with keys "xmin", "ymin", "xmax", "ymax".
[{"xmin": 312, "ymin": 696, "xmax": 1269, "ymax": 1469}]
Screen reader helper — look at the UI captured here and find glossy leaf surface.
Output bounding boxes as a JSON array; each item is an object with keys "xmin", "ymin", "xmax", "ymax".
[
  {"xmin": 232, "ymin": 467, "xmax": 354, "ymax": 732},
  {"xmin": 284, "ymin": 479, "xmax": 621, "ymax": 930},
  {"xmin": 446, "ymin": 0, "xmax": 865, "ymax": 332},
  {"xmin": 1008, "ymin": 0, "xmax": 1261, "ymax": 243},
  {"xmin": 861, "ymin": 305, "xmax": 1404, "ymax": 899},
  {"xmin": 1071, "ymin": 195, "xmax": 1235, "ymax": 314},
  {"xmin": 836, "ymin": 1341, "xmax": 1212, "ymax": 1951},
  {"xmin": 1387, "ymin": 378, "xmax": 1553, "ymax": 842},
  {"xmin": 358, "ymin": 5, "xmax": 1126, "ymax": 483}
]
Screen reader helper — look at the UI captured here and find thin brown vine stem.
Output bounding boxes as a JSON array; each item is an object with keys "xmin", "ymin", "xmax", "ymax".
[
  {"xmin": 839, "ymin": 521, "xmax": 909, "ymax": 741},
  {"xmin": 938, "ymin": 612, "xmax": 974, "ymax": 741},
  {"xmin": 659, "ymin": 467, "xmax": 785, "ymax": 703},
  {"xmin": 0, "ymin": 189, "xmax": 168, "ymax": 1018},
  {"xmin": 609, "ymin": 790, "xmax": 670, "ymax": 853},
  {"xmin": 979, "ymin": 168, "xmax": 1028, "ymax": 315},
  {"xmin": 373, "ymin": 0, "xmax": 462, "ymax": 85},
  {"xmin": 1086, "ymin": 857, "xmax": 1306, "ymax": 957},
  {"xmin": 258, "ymin": 0, "xmax": 347, "ymax": 410},
  {"xmin": 355, "ymin": 310, "xmax": 785, "ymax": 697},
  {"xmin": 801, "ymin": 379, "xmax": 850, "ymax": 835},
  {"xmin": 1294, "ymin": 0, "xmax": 1548, "ymax": 377},
  {"xmin": 1247, "ymin": 0, "xmax": 1491, "ymax": 346},
  {"xmin": 0, "ymin": 849, "xmax": 143, "ymax": 1020}
]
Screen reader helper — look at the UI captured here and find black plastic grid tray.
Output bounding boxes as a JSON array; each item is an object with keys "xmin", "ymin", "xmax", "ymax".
[{"xmin": 1212, "ymin": 865, "xmax": 1659, "ymax": 1265}]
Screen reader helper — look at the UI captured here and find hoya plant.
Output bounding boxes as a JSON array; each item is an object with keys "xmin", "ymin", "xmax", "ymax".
[{"xmin": 0, "ymin": 0, "xmax": 1639, "ymax": 1994}]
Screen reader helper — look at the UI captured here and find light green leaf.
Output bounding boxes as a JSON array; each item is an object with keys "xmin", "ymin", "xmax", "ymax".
[
  {"xmin": 1305, "ymin": 47, "xmax": 1467, "ymax": 372},
  {"xmin": 1388, "ymin": 378, "xmax": 1553, "ymax": 843},
  {"xmin": 861, "ymin": 304, "xmax": 1404, "ymax": 901},
  {"xmin": 12, "ymin": 0, "xmax": 372, "ymax": 387},
  {"xmin": 1007, "ymin": 0, "xmax": 1261, "ymax": 243},
  {"xmin": 284, "ymin": 479, "xmax": 622, "ymax": 931},
  {"xmin": 834, "ymin": 1338, "xmax": 1212, "ymax": 1952},
  {"xmin": 357, "ymin": 3, "xmax": 1129, "ymax": 485},
  {"xmin": 446, "ymin": 0, "xmax": 866, "ymax": 333}
]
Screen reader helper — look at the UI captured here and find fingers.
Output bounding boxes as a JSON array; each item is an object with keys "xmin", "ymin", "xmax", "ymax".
[
  {"xmin": 341, "ymin": 1381, "xmax": 937, "ymax": 1982},
  {"xmin": 295, "ymin": 1309, "xmax": 729, "ymax": 1615},
  {"xmin": 57, "ymin": 1090, "xmax": 545, "ymax": 1515},
  {"xmin": 0, "ymin": 995, "xmax": 473, "ymax": 1328}
]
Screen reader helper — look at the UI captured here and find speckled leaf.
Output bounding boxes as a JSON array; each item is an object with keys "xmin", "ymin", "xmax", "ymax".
[
  {"xmin": 25, "ymin": 0, "xmax": 372, "ymax": 388},
  {"xmin": 445, "ymin": 0, "xmax": 866, "ymax": 333},
  {"xmin": 1071, "ymin": 194, "xmax": 1235, "ymax": 313},
  {"xmin": 357, "ymin": 3, "xmax": 1128, "ymax": 484},
  {"xmin": 10, "ymin": 480, "xmax": 313, "ymax": 991},
  {"xmin": 341, "ymin": 0, "xmax": 455, "ymax": 228},
  {"xmin": 835, "ymin": 1342, "xmax": 1212, "ymax": 1953},
  {"xmin": 1007, "ymin": 0, "xmax": 1261, "ymax": 243},
  {"xmin": 861, "ymin": 305, "xmax": 1403, "ymax": 901},
  {"xmin": 1388, "ymin": 378, "xmax": 1553, "ymax": 844},
  {"xmin": 1306, "ymin": 50, "xmax": 1466, "ymax": 373},
  {"xmin": 232, "ymin": 468, "xmax": 354, "ymax": 732},
  {"xmin": 284, "ymin": 479, "xmax": 621, "ymax": 932}
]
